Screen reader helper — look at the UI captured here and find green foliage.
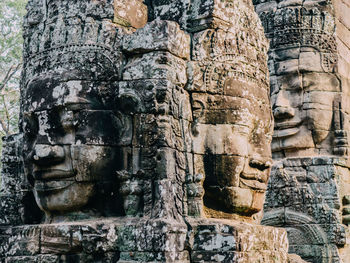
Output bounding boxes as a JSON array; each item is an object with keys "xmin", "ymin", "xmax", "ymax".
[{"xmin": 0, "ymin": 0, "xmax": 27, "ymax": 151}]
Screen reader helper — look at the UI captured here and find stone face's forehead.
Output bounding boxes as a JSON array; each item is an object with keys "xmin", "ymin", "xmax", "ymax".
[
  {"xmin": 191, "ymin": 91, "xmax": 273, "ymax": 146},
  {"xmin": 224, "ymin": 79, "xmax": 269, "ymax": 102},
  {"xmin": 23, "ymin": 75, "xmax": 115, "ymax": 113}
]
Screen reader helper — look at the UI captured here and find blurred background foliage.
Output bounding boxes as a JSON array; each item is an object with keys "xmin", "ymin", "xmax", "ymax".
[{"xmin": 0, "ymin": 0, "xmax": 27, "ymax": 153}]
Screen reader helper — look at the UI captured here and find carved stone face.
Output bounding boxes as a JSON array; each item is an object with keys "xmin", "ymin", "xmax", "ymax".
[
  {"xmin": 22, "ymin": 73, "xmax": 123, "ymax": 221},
  {"xmin": 192, "ymin": 78, "xmax": 273, "ymax": 217},
  {"xmin": 271, "ymin": 71, "xmax": 340, "ymax": 157}
]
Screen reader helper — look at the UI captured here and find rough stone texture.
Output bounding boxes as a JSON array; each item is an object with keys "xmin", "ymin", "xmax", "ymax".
[
  {"xmin": 253, "ymin": 0, "xmax": 350, "ymax": 262},
  {"xmin": 263, "ymin": 157, "xmax": 348, "ymax": 262},
  {"xmin": 187, "ymin": 219, "xmax": 290, "ymax": 262},
  {"xmin": 114, "ymin": 0, "xmax": 148, "ymax": 29},
  {"xmin": 254, "ymin": 0, "xmax": 348, "ymax": 158},
  {"xmin": 0, "ymin": 134, "xmax": 42, "ymax": 227},
  {"xmin": 0, "ymin": 218, "xmax": 293, "ymax": 263},
  {"xmin": 0, "ymin": 0, "xmax": 305, "ymax": 262}
]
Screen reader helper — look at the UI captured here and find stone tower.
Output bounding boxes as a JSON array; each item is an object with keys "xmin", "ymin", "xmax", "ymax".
[
  {"xmin": 0, "ymin": 0, "xmax": 305, "ymax": 262},
  {"xmin": 254, "ymin": 0, "xmax": 350, "ymax": 262}
]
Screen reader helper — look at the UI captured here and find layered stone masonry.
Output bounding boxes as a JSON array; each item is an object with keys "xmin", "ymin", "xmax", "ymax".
[
  {"xmin": 263, "ymin": 157, "xmax": 348, "ymax": 262},
  {"xmin": 254, "ymin": 0, "xmax": 350, "ymax": 262},
  {"xmin": 0, "ymin": 0, "xmax": 309, "ymax": 262}
]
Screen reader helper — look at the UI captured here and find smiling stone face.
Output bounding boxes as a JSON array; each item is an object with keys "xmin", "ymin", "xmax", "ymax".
[
  {"xmin": 192, "ymin": 74, "xmax": 273, "ymax": 218},
  {"xmin": 22, "ymin": 74, "xmax": 125, "ymax": 222},
  {"xmin": 187, "ymin": 1, "xmax": 272, "ymax": 220},
  {"xmin": 271, "ymin": 69, "xmax": 341, "ymax": 157}
]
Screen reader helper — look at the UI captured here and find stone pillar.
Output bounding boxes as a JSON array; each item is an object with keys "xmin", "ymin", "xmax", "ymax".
[
  {"xmin": 253, "ymin": 0, "xmax": 350, "ymax": 262},
  {"xmin": 333, "ymin": 2, "xmax": 350, "ymax": 259},
  {"xmin": 0, "ymin": 135, "xmax": 31, "ymax": 226}
]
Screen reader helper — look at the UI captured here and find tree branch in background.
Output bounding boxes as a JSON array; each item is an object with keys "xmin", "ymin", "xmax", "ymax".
[
  {"xmin": 0, "ymin": 116, "xmax": 9, "ymax": 136},
  {"xmin": 3, "ymin": 95, "xmax": 10, "ymax": 133},
  {"xmin": 0, "ymin": 63, "xmax": 21, "ymax": 92},
  {"xmin": 0, "ymin": 63, "xmax": 22, "ymax": 136}
]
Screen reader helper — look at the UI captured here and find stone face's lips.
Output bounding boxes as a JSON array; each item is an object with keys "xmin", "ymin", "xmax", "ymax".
[
  {"xmin": 274, "ymin": 120, "xmax": 301, "ymax": 129},
  {"xmin": 241, "ymin": 171, "xmax": 268, "ymax": 184},
  {"xmin": 273, "ymin": 127, "xmax": 299, "ymax": 138},
  {"xmin": 34, "ymin": 180, "xmax": 75, "ymax": 192},
  {"xmin": 273, "ymin": 120, "xmax": 302, "ymax": 138},
  {"xmin": 239, "ymin": 178, "xmax": 267, "ymax": 191},
  {"xmin": 33, "ymin": 169, "xmax": 75, "ymax": 180}
]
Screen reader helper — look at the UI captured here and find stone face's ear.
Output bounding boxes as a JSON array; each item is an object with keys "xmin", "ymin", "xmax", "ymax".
[
  {"xmin": 191, "ymin": 99, "xmax": 205, "ymax": 122},
  {"xmin": 117, "ymin": 170, "xmax": 144, "ymax": 217},
  {"xmin": 114, "ymin": 111, "xmax": 133, "ymax": 147},
  {"xmin": 333, "ymin": 96, "xmax": 349, "ymax": 156},
  {"xmin": 333, "ymin": 96, "xmax": 344, "ymax": 131}
]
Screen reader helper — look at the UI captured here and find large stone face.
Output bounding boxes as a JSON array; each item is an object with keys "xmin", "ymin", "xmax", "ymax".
[
  {"xmin": 21, "ymin": 4, "xmax": 127, "ymax": 222},
  {"xmin": 185, "ymin": 0, "xmax": 273, "ymax": 222},
  {"xmin": 0, "ymin": 0, "xmax": 308, "ymax": 262},
  {"xmin": 254, "ymin": 0, "xmax": 350, "ymax": 262},
  {"xmin": 255, "ymin": 0, "xmax": 349, "ymax": 158}
]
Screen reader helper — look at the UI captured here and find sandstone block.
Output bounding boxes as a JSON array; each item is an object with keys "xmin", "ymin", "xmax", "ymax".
[
  {"xmin": 122, "ymin": 52, "xmax": 187, "ymax": 86},
  {"xmin": 122, "ymin": 20, "xmax": 190, "ymax": 60},
  {"xmin": 117, "ymin": 79, "xmax": 192, "ymax": 121},
  {"xmin": 114, "ymin": 0, "xmax": 147, "ymax": 29}
]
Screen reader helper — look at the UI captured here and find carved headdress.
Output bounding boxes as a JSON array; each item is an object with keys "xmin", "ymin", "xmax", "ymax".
[
  {"xmin": 258, "ymin": 4, "xmax": 337, "ymax": 72},
  {"xmin": 190, "ymin": 0, "xmax": 270, "ymax": 93},
  {"xmin": 22, "ymin": 18, "xmax": 124, "ymax": 85}
]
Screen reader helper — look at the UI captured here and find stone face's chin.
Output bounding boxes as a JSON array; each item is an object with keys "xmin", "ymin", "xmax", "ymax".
[
  {"xmin": 205, "ymin": 185, "xmax": 266, "ymax": 216},
  {"xmin": 34, "ymin": 182, "xmax": 95, "ymax": 213},
  {"xmin": 225, "ymin": 187, "xmax": 265, "ymax": 215},
  {"xmin": 272, "ymin": 125, "xmax": 314, "ymax": 153}
]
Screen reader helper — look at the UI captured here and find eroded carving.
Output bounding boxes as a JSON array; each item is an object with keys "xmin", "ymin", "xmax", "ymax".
[
  {"xmin": 188, "ymin": 2, "xmax": 273, "ymax": 222},
  {"xmin": 256, "ymin": 1, "xmax": 349, "ymax": 158},
  {"xmin": 22, "ymin": 59, "xmax": 126, "ymax": 223},
  {"xmin": 0, "ymin": 0, "xmax": 302, "ymax": 262},
  {"xmin": 254, "ymin": 0, "xmax": 350, "ymax": 262}
]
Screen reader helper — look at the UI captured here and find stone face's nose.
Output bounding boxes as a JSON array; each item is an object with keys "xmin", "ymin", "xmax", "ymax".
[
  {"xmin": 273, "ymin": 90, "xmax": 295, "ymax": 119},
  {"xmin": 33, "ymin": 144, "xmax": 65, "ymax": 165}
]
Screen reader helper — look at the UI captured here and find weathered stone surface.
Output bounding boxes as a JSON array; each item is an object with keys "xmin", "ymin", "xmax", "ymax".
[
  {"xmin": 0, "ymin": 219, "xmax": 293, "ymax": 263},
  {"xmin": 262, "ymin": 157, "xmax": 349, "ymax": 262},
  {"xmin": 187, "ymin": 219, "xmax": 290, "ymax": 263},
  {"xmin": 122, "ymin": 52, "xmax": 187, "ymax": 86},
  {"xmin": 253, "ymin": 0, "xmax": 350, "ymax": 261},
  {"xmin": 0, "ymin": 134, "xmax": 42, "ymax": 226},
  {"xmin": 114, "ymin": 0, "xmax": 148, "ymax": 29},
  {"xmin": 0, "ymin": 0, "xmax": 313, "ymax": 262},
  {"xmin": 255, "ymin": 0, "xmax": 349, "ymax": 158},
  {"xmin": 122, "ymin": 20, "xmax": 190, "ymax": 60}
]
